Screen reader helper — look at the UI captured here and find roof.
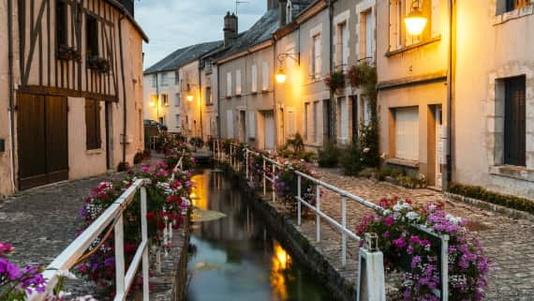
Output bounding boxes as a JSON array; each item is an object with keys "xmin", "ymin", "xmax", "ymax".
[
  {"xmin": 144, "ymin": 41, "xmax": 223, "ymax": 75},
  {"xmin": 105, "ymin": 0, "xmax": 149, "ymax": 42}
]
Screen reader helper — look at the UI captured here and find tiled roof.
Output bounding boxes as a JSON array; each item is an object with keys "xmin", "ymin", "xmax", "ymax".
[{"xmin": 144, "ymin": 41, "xmax": 223, "ymax": 74}]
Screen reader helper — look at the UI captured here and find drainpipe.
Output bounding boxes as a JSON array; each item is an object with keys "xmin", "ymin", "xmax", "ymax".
[
  {"xmin": 444, "ymin": 0, "xmax": 455, "ymax": 190},
  {"xmin": 328, "ymin": 0, "xmax": 334, "ymax": 145},
  {"xmin": 216, "ymin": 64, "xmax": 221, "ymax": 139},
  {"xmin": 273, "ymin": 39, "xmax": 278, "ymax": 148},
  {"xmin": 118, "ymin": 15, "xmax": 127, "ymax": 164},
  {"xmin": 7, "ymin": 0, "xmax": 17, "ymax": 190},
  {"xmin": 198, "ymin": 62, "xmax": 203, "ymax": 139}
]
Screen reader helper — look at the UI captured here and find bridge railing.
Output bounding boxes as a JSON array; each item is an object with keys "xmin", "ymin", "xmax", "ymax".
[
  {"xmin": 213, "ymin": 139, "xmax": 450, "ymax": 300},
  {"xmin": 30, "ymin": 154, "xmax": 186, "ymax": 301}
]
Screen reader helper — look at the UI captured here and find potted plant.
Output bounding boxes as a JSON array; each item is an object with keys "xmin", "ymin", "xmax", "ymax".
[{"xmin": 324, "ymin": 70, "xmax": 346, "ymax": 94}]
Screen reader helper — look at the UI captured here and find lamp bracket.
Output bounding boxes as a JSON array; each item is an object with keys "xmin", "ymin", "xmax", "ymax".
[{"xmin": 277, "ymin": 53, "xmax": 300, "ymax": 65}]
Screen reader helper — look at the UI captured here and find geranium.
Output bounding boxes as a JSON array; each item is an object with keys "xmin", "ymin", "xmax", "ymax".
[
  {"xmin": 356, "ymin": 197, "xmax": 488, "ymax": 301},
  {"xmin": 274, "ymin": 161, "xmax": 316, "ymax": 214}
]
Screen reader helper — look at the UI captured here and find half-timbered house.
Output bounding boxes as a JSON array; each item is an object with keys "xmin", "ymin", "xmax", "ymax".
[{"xmin": 0, "ymin": 0, "xmax": 148, "ymax": 196}]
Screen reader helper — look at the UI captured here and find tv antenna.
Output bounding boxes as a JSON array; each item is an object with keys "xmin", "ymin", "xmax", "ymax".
[{"xmin": 235, "ymin": 0, "xmax": 249, "ymax": 15}]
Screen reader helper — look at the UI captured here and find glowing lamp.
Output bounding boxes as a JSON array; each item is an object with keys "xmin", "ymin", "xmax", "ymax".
[
  {"xmin": 186, "ymin": 95, "xmax": 194, "ymax": 102},
  {"xmin": 275, "ymin": 67, "xmax": 287, "ymax": 84},
  {"xmin": 149, "ymin": 101, "xmax": 155, "ymax": 107},
  {"xmin": 404, "ymin": 9, "xmax": 427, "ymax": 36}
]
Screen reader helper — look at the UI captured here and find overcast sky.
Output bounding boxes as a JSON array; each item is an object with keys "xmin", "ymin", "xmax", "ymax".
[{"xmin": 136, "ymin": 0, "xmax": 266, "ymax": 69}]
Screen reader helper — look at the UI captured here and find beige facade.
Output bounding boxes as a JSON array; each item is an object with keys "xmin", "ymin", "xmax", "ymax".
[
  {"xmin": 179, "ymin": 60, "xmax": 203, "ymax": 138},
  {"xmin": 376, "ymin": 0, "xmax": 450, "ymax": 189},
  {"xmin": 0, "ymin": 0, "xmax": 146, "ymax": 196},
  {"xmin": 143, "ymin": 71, "xmax": 180, "ymax": 130},
  {"xmin": 217, "ymin": 43, "xmax": 277, "ymax": 150},
  {"xmin": 453, "ymin": 1, "xmax": 534, "ymax": 198}
]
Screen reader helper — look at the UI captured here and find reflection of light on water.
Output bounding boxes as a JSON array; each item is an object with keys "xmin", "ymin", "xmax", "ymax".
[
  {"xmin": 191, "ymin": 174, "xmax": 208, "ymax": 210},
  {"xmin": 271, "ymin": 241, "xmax": 292, "ymax": 300}
]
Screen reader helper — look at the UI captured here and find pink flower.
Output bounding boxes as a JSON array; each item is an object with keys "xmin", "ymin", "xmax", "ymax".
[
  {"xmin": 384, "ymin": 215, "xmax": 395, "ymax": 227},
  {"xmin": 0, "ymin": 242, "xmax": 14, "ymax": 256}
]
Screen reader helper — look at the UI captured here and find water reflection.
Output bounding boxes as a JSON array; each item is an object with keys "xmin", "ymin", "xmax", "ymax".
[{"xmin": 186, "ymin": 170, "xmax": 329, "ymax": 301}]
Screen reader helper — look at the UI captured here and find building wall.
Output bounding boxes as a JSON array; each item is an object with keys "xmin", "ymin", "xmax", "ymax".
[
  {"xmin": 0, "ymin": 0, "xmax": 145, "ymax": 195},
  {"xmin": 143, "ymin": 71, "xmax": 181, "ymax": 130},
  {"xmin": 0, "ymin": 0, "xmax": 15, "ymax": 197},
  {"xmin": 376, "ymin": 0, "xmax": 450, "ymax": 187},
  {"xmin": 179, "ymin": 61, "xmax": 202, "ymax": 138},
  {"xmin": 202, "ymin": 63, "xmax": 218, "ymax": 139},
  {"xmin": 454, "ymin": 0, "xmax": 534, "ymax": 198},
  {"xmin": 217, "ymin": 45, "xmax": 276, "ymax": 150}
]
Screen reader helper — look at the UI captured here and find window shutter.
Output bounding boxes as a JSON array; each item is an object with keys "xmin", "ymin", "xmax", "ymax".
[
  {"xmin": 248, "ymin": 111, "xmax": 256, "ymax": 138},
  {"xmin": 85, "ymin": 99, "xmax": 101, "ymax": 150},
  {"xmin": 226, "ymin": 110, "xmax": 234, "ymax": 138},
  {"xmin": 251, "ymin": 64, "xmax": 258, "ymax": 92},
  {"xmin": 395, "ymin": 107, "xmax": 419, "ymax": 161},
  {"xmin": 236, "ymin": 70, "xmax": 242, "ymax": 95},
  {"xmin": 287, "ymin": 109, "xmax": 296, "ymax": 137},
  {"xmin": 226, "ymin": 72, "xmax": 232, "ymax": 97},
  {"xmin": 262, "ymin": 62, "xmax": 269, "ymax": 91}
]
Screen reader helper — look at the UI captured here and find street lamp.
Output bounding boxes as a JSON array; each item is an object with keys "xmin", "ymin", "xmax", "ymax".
[
  {"xmin": 404, "ymin": 0, "xmax": 427, "ymax": 36},
  {"xmin": 275, "ymin": 53, "xmax": 299, "ymax": 84},
  {"xmin": 186, "ymin": 94, "xmax": 194, "ymax": 102}
]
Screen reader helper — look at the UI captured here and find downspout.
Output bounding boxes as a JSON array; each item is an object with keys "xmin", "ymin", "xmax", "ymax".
[
  {"xmin": 216, "ymin": 63, "xmax": 221, "ymax": 139},
  {"xmin": 328, "ymin": 0, "xmax": 334, "ymax": 144},
  {"xmin": 118, "ymin": 15, "xmax": 127, "ymax": 164},
  {"xmin": 444, "ymin": 0, "xmax": 455, "ymax": 190},
  {"xmin": 273, "ymin": 38, "xmax": 278, "ymax": 148},
  {"xmin": 198, "ymin": 62, "xmax": 203, "ymax": 139},
  {"xmin": 7, "ymin": 0, "xmax": 17, "ymax": 190}
]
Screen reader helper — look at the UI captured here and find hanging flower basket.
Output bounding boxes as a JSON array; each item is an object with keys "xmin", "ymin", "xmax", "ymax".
[
  {"xmin": 86, "ymin": 55, "xmax": 111, "ymax": 74},
  {"xmin": 348, "ymin": 62, "xmax": 376, "ymax": 88},
  {"xmin": 57, "ymin": 45, "xmax": 81, "ymax": 61},
  {"xmin": 324, "ymin": 70, "xmax": 346, "ymax": 94}
]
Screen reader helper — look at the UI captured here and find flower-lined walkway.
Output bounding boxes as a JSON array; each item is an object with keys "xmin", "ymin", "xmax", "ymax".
[{"xmin": 311, "ymin": 167, "xmax": 534, "ymax": 300}]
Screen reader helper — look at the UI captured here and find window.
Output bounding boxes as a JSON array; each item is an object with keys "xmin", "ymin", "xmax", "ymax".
[
  {"xmin": 336, "ymin": 22, "xmax": 349, "ymax": 70},
  {"xmin": 251, "ymin": 64, "xmax": 258, "ymax": 93},
  {"xmin": 262, "ymin": 62, "xmax": 269, "ymax": 91},
  {"xmin": 175, "ymin": 71, "xmax": 180, "ymax": 85},
  {"xmin": 235, "ymin": 70, "xmax": 242, "ymax": 95},
  {"xmin": 361, "ymin": 96, "xmax": 371, "ymax": 126},
  {"xmin": 389, "ymin": 0, "xmax": 435, "ymax": 51},
  {"xmin": 175, "ymin": 93, "xmax": 180, "ymax": 107},
  {"xmin": 394, "ymin": 107, "xmax": 419, "ymax": 161},
  {"xmin": 86, "ymin": 14, "xmax": 99, "ymax": 57},
  {"xmin": 175, "ymin": 114, "xmax": 180, "ymax": 128},
  {"xmin": 151, "ymin": 74, "xmax": 157, "ymax": 88},
  {"xmin": 286, "ymin": 1, "xmax": 293, "ymax": 24},
  {"xmin": 360, "ymin": 9, "xmax": 374, "ymax": 60},
  {"xmin": 338, "ymin": 97, "xmax": 349, "ymax": 141},
  {"xmin": 226, "ymin": 110, "xmax": 234, "ymax": 138},
  {"xmin": 312, "ymin": 34, "xmax": 322, "ymax": 78},
  {"xmin": 56, "ymin": 0, "xmax": 68, "ymax": 48},
  {"xmin": 305, "ymin": 103, "xmax": 310, "ymax": 140},
  {"xmin": 161, "ymin": 73, "xmax": 168, "ymax": 87},
  {"xmin": 497, "ymin": 0, "xmax": 527, "ymax": 14},
  {"xmin": 161, "ymin": 94, "xmax": 168, "ymax": 106},
  {"xmin": 503, "ymin": 76, "xmax": 526, "ymax": 166},
  {"xmin": 205, "ymin": 87, "xmax": 212, "ymax": 105},
  {"xmin": 286, "ymin": 109, "xmax": 296, "ymax": 137},
  {"xmin": 305, "ymin": 102, "xmax": 319, "ymax": 143},
  {"xmin": 85, "ymin": 99, "xmax": 101, "ymax": 150},
  {"xmin": 248, "ymin": 111, "xmax": 256, "ymax": 138},
  {"xmin": 313, "ymin": 101, "xmax": 319, "ymax": 143},
  {"xmin": 226, "ymin": 72, "xmax": 232, "ymax": 97}
]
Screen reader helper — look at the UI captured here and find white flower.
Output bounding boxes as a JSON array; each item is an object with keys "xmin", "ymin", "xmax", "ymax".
[
  {"xmin": 382, "ymin": 209, "xmax": 392, "ymax": 216},
  {"xmin": 446, "ymin": 214, "xmax": 462, "ymax": 225},
  {"xmin": 363, "ymin": 147, "xmax": 370, "ymax": 153},
  {"xmin": 406, "ymin": 211, "xmax": 419, "ymax": 221}
]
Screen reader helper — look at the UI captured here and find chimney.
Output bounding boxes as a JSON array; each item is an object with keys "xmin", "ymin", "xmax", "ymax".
[
  {"xmin": 223, "ymin": 12, "xmax": 238, "ymax": 47},
  {"xmin": 279, "ymin": 0, "xmax": 288, "ymax": 26},
  {"xmin": 267, "ymin": 0, "xmax": 279, "ymax": 10}
]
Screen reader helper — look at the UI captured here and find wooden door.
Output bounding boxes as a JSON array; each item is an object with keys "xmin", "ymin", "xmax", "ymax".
[
  {"xmin": 18, "ymin": 93, "xmax": 68, "ymax": 190},
  {"xmin": 504, "ymin": 76, "xmax": 526, "ymax": 166}
]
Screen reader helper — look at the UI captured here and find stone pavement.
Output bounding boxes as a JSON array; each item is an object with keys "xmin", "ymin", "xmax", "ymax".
[{"xmin": 302, "ymin": 167, "xmax": 534, "ymax": 300}]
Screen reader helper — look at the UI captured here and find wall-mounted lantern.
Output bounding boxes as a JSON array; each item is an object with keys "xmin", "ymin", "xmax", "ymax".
[
  {"xmin": 404, "ymin": 0, "xmax": 427, "ymax": 36},
  {"xmin": 275, "ymin": 53, "xmax": 300, "ymax": 84}
]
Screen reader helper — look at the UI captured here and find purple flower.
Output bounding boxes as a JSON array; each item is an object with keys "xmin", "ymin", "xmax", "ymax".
[
  {"xmin": 411, "ymin": 255, "xmax": 422, "ymax": 269},
  {"xmin": 0, "ymin": 257, "xmax": 22, "ymax": 280},
  {"xmin": 393, "ymin": 237, "xmax": 406, "ymax": 249}
]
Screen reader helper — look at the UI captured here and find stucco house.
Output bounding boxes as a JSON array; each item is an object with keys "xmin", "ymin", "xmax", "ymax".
[{"xmin": 0, "ymin": 0, "xmax": 147, "ymax": 196}]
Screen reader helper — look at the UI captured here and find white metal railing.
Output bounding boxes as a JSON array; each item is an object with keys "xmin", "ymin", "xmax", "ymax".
[
  {"xmin": 214, "ymin": 140, "xmax": 450, "ymax": 300},
  {"xmin": 30, "ymin": 179, "xmax": 150, "ymax": 301},
  {"xmin": 31, "ymin": 153, "xmax": 186, "ymax": 301}
]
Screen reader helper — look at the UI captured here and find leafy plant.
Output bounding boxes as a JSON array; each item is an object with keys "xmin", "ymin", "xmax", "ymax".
[
  {"xmin": 339, "ymin": 143, "xmax": 364, "ymax": 176},
  {"xmin": 317, "ymin": 142, "xmax": 340, "ymax": 168},
  {"xmin": 274, "ymin": 162, "xmax": 316, "ymax": 214}
]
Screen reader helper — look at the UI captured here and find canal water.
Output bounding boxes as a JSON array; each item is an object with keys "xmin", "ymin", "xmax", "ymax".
[{"xmin": 185, "ymin": 169, "xmax": 330, "ymax": 301}]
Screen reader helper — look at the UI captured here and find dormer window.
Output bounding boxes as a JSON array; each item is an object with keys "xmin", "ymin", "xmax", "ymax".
[{"xmin": 286, "ymin": 1, "xmax": 293, "ymax": 24}]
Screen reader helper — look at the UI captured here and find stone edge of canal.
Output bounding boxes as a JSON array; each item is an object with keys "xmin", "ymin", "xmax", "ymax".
[{"xmin": 218, "ymin": 164, "xmax": 354, "ymax": 301}]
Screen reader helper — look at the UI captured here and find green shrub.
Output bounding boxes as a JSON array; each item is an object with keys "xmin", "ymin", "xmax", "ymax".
[
  {"xmin": 339, "ymin": 143, "xmax": 364, "ymax": 176},
  {"xmin": 318, "ymin": 142, "xmax": 340, "ymax": 167},
  {"xmin": 449, "ymin": 183, "xmax": 534, "ymax": 214}
]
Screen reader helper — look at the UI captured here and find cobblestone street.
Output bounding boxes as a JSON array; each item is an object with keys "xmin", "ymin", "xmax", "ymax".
[{"xmin": 307, "ymin": 167, "xmax": 534, "ymax": 300}]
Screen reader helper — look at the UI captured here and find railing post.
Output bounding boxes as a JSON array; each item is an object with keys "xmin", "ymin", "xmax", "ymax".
[
  {"xmin": 140, "ymin": 186, "xmax": 150, "ymax": 301},
  {"xmin": 316, "ymin": 185, "xmax": 321, "ymax": 243},
  {"xmin": 441, "ymin": 235, "xmax": 450, "ymax": 301},
  {"xmin": 114, "ymin": 215, "xmax": 126, "ymax": 300},
  {"xmin": 272, "ymin": 163, "xmax": 276, "ymax": 202},
  {"xmin": 263, "ymin": 158, "xmax": 267, "ymax": 196},
  {"xmin": 297, "ymin": 175, "xmax": 302, "ymax": 226},
  {"xmin": 341, "ymin": 196, "xmax": 347, "ymax": 266}
]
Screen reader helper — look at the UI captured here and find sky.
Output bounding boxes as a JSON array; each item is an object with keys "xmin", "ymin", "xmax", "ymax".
[{"xmin": 136, "ymin": 0, "xmax": 267, "ymax": 69}]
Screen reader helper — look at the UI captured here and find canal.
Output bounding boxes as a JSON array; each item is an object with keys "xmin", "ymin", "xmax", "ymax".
[{"xmin": 185, "ymin": 169, "xmax": 331, "ymax": 301}]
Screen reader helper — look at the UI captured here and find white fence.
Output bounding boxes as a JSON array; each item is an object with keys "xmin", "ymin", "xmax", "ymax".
[
  {"xmin": 214, "ymin": 140, "xmax": 450, "ymax": 301},
  {"xmin": 30, "ymin": 155, "xmax": 185, "ymax": 301}
]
